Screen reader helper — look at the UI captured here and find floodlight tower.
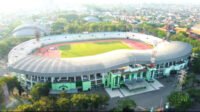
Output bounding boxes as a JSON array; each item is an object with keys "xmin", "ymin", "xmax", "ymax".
[
  {"xmin": 165, "ymin": 19, "xmax": 170, "ymax": 41},
  {"xmin": 150, "ymin": 47, "xmax": 157, "ymax": 68},
  {"xmin": 165, "ymin": 19, "xmax": 175, "ymax": 41},
  {"xmin": 150, "ymin": 40, "xmax": 158, "ymax": 68},
  {"xmin": 35, "ymin": 30, "xmax": 41, "ymax": 42},
  {"xmin": 123, "ymin": 9, "xmax": 129, "ymax": 32},
  {"xmin": 35, "ymin": 30, "xmax": 42, "ymax": 53},
  {"xmin": 147, "ymin": 44, "xmax": 157, "ymax": 82}
]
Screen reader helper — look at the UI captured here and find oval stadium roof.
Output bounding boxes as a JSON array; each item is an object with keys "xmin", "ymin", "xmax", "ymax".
[
  {"xmin": 12, "ymin": 24, "xmax": 48, "ymax": 37},
  {"xmin": 8, "ymin": 32, "xmax": 192, "ymax": 77}
]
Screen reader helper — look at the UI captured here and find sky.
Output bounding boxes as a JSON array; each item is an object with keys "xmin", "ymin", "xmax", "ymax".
[{"xmin": 0, "ymin": 0, "xmax": 199, "ymax": 13}]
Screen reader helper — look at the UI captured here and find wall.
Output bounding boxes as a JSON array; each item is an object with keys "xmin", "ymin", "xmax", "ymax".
[{"xmin": 52, "ymin": 82, "xmax": 76, "ymax": 91}]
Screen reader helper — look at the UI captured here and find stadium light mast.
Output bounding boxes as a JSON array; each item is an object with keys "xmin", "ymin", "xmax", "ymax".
[
  {"xmin": 35, "ymin": 30, "xmax": 41, "ymax": 42},
  {"xmin": 150, "ymin": 40, "xmax": 158, "ymax": 68},
  {"xmin": 150, "ymin": 47, "xmax": 157, "ymax": 68},
  {"xmin": 35, "ymin": 29, "xmax": 42, "ymax": 53},
  {"xmin": 166, "ymin": 25, "xmax": 171, "ymax": 41},
  {"xmin": 123, "ymin": 9, "xmax": 128, "ymax": 32},
  {"xmin": 165, "ymin": 19, "xmax": 175, "ymax": 41},
  {"xmin": 165, "ymin": 19, "xmax": 170, "ymax": 41}
]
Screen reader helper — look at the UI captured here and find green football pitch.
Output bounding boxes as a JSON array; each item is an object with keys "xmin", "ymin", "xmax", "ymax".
[{"xmin": 59, "ymin": 41, "xmax": 132, "ymax": 58}]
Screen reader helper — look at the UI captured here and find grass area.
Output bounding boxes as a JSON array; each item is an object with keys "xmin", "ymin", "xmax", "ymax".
[
  {"xmin": 59, "ymin": 45, "xmax": 70, "ymax": 50},
  {"xmin": 59, "ymin": 41, "xmax": 132, "ymax": 58}
]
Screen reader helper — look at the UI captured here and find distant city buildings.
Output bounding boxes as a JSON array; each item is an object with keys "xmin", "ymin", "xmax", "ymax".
[{"xmin": 0, "ymin": 4, "xmax": 200, "ymax": 39}]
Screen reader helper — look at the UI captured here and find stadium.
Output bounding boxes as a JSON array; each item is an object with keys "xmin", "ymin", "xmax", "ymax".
[{"xmin": 8, "ymin": 32, "xmax": 192, "ymax": 94}]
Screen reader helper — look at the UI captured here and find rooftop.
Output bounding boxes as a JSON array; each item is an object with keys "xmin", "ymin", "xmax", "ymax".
[{"xmin": 8, "ymin": 32, "xmax": 192, "ymax": 77}]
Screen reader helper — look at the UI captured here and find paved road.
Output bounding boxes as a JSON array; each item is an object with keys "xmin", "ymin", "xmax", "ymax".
[
  {"xmin": 107, "ymin": 76, "xmax": 178, "ymax": 110},
  {"xmin": 130, "ymin": 78, "xmax": 176, "ymax": 109}
]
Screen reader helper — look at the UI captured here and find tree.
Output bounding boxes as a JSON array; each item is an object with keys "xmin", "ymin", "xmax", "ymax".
[
  {"xmin": 56, "ymin": 97, "xmax": 71, "ymax": 111},
  {"xmin": 1, "ymin": 20, "xmax": 22, "ymax": 37},
  {"xmin": 168, "ymin": 91, "xmax": 192, "ymax": 111},
  {"xmin": 156, "ymin": 30, "xmax": 166, "ymax": 38},
  {"xmin": 30, "ymin": 83, "xmax": 50, "ymax": 101},
  {"xmin": 59, "ymin": 91, "xmax": 68, "ymax": 98},
  {"xmin": 88, "ymin": 94, "xmax": 109, "ymax": 111},
  {"xmin": 187, "ymin": 89, "xmax": 200, "ymax": 103},
  {"xmin": 13, "ymin": 93, "xmax": 108, "ymax": 111},
  {"xmin": 14, "ymin": 104, "xmax": 35, "ymax": 112},
  {"xmin": 65, "ymin": 24, "xmax": 78, "ymax": 33},
  {"xmin": 181, "ymin": 73, "xmax": 197, "ymax": 89},
  {"xmin": 63, "ymin": 20, "xmax": 133, "ymax": 34},
  {"xmin": 0, "ymin": 77, "xmax": 22, "ymax": 94},
  {"xmin": 71, "ymin": 94, "xmax": 90, "ymax": 110},
  {"xmin": 32, "ymin": 97, "xmax": 56, "ymax": 111},
  {"xmin": 89, "ymin": 94, "xmax": 101, "ymax": 109},
  {"xmin": 51, "ymin": 17, "xmax": 67, "ymax": 34},
  {"xmin": 99, "ymin": 94, "xmax": 109, "ymax": 106},
  {"xmin": 116, "ymin": 98, "xmax": 137, "ymax": 112},
  {"xmin": 191, "ymin": 55, "xmax": 200, "ymax": 73},
  {"xmin": 14, "ymin": 97, "xmax": 57, "ymax": 112}
]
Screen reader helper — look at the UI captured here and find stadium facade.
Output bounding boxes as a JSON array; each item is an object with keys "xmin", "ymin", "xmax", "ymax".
[{"xmin": 8, "ymin": 32, "xmax": 192, "ymax": 93}]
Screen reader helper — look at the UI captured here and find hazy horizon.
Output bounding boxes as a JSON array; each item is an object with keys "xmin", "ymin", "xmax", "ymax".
[{"xmin": 0, "ymin": 0, "xmax": 200, "ymax": 14}]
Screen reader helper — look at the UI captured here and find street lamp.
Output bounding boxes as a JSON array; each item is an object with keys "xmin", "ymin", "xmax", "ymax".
[
  {"xmin": 165, "ymin": 102, "xmax": 169, "ymax": 109},
  {"xmin": 150, "ymin": 107, "xmax": 154, "ymax": 112}
]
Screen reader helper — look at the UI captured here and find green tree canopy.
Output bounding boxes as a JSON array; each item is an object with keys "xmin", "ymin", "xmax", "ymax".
[
  {"xmin": 53, "ymin": 19, "xmax": 133, "ymax": 34},
  {"xmin": 71, "ymin": 93, "xmax": 90, "ymax": 109},
  {"xmin": 30, "ymin": 83, "xmax": 50, "ymax": 101},
  {"xmin": 168, "ymin": 91, "xmax": 192, "ymax": 111},
  {"xmin": 14, "ymin": 104, "xmax": 35, "ymax": 112},
  {"xmin": 56, "ymin": 97, "xmax": 71, "ymax": 111},
  {"xmin": 14, "ymin": 93, "xmax": 109, "ymax": 111},
  {"xmin": 51, "ymin": 17, "xmax": 67, "ymax": 34},
  {"xmin": 32, "ymin": 97, "xmax": 56, "ymax": 111},
  {"xmin": 116, "ymin": 98, "xmax": 137, "ymax": 112},
  {"xmin": 0, "ymin": 20, "xmax": 22, "ymax": 37},
  {"xmin": 0, "ymin": 77, "xmax": 21, "ymax": 94},
  {"xmin": 187, "ymin": 88, "xmax": 200, "ymax": 103},
  {"xmin": 191, "ymin": 55, "xmax": 200, "ymax": 73},
  {"xmin": 136, "ymin": 23, "xmax": 167, "ymax": 38}
]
